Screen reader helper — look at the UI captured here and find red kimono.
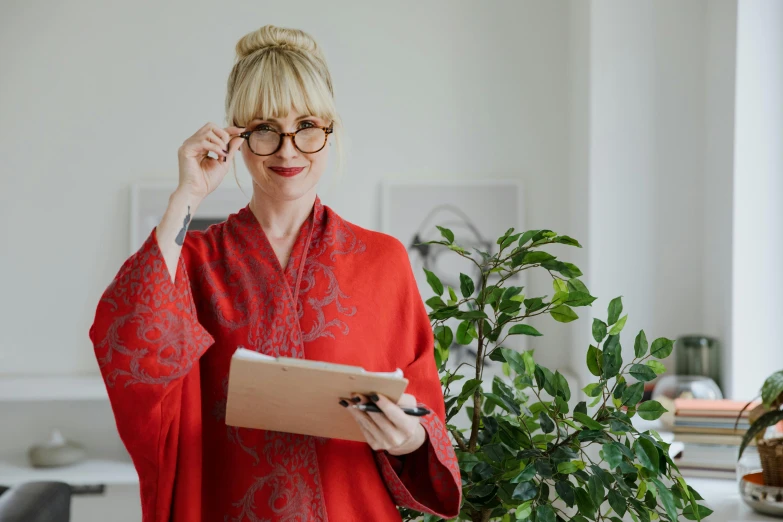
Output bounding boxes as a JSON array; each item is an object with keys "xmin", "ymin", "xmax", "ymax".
[{"xmin": 89, "ymin": 195, "xmax": 462, "ymax": 521}]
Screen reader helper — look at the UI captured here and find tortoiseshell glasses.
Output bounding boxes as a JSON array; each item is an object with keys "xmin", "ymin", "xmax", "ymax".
[{"xmin": 232, "ymin": 122, "xmax": 334, "ymax": 156}]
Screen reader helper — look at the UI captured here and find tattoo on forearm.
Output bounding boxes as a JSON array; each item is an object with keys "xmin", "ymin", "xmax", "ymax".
[{"xmin": 175, "ymin": 206, "xmax": 191, "ymax": 246}]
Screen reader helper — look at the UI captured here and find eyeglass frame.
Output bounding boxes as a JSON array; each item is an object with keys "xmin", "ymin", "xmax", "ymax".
[{"xmin": 231, "ymin": 122, "xmax": 334, "ymax": 156}]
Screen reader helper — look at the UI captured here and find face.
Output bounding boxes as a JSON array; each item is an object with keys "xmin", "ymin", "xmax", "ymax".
[{"xmin": 240, "ymin": 109, "xmax": 331, "ymax": 203}]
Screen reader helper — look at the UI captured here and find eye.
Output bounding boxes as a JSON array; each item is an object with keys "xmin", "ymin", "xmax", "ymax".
[
  {"xmin": 298, "ymin": 120, "xmax": 316, "ymax": 129},
  {"xmin": 255, "ymin": 124, "xmax": 275, "ymax": 132}
]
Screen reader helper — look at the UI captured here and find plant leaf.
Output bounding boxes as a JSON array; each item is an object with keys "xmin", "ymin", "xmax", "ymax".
[
  {"xmin": 555, "ymin": 371, "xmax": 571, "ymax": 402},
  {"xmin": 637, "ymin": 400, "xmax": 668, "ymax": 421},
  {"xmin": 602, "ymin": 335, "xmax": 623, "ymax": 378},
  {"xmin": 435, "ymin": 225, "xmax": 454, "ymax": 243},
  {"xmin": 521, "ymin": 251, "xmax": 556, "ymax": 265},
  {"xmin": 682, "ymin": 504, "xmax": 715, "ymax": 520},
  {"xmin": 586, "ymin": 345, "xmax": 603, "ymax": 377},
  {"xmin": 508, "ymin": 324, "xmax": 543, "ymax": 337},
  {"xmin": 646, "ymin": 360, "xmax": 666, "ymax": 375},
  {"xmin": 551, "ymin": 304, "xmax": 579, "ymax": 323},
  {"xmin": 601, "ymin": 443, "xmax": 624, "ymax": 469},
  {"xmin": 592, "ymin": 319, "xmax": 608, "ymax": 343},
  {"xmin": 556, "ymin": 480, "xmax": 576, "ymax": 506},
  {"xmin": 539, "ymin": 411, "xmax": 555, "ymax": 433},
  {"xmin": 739, "ymin": 410, "xmax": 783, "ymax": 458},
  {"xmin": 629, "ymin": 364, "xmax": 657, "ymax": 382},
  {"xmin": 459, "ymin": 273, "xmax": 474, "ymax": 298},
  {"xmin": 455, "ymin": 321, "xmax": 473, "ymax": 345},
  {"xmin": 588, "ymin": 475, "xmax": 605, "ymax": 509},
  {"xmin": 650, "ymin": 478, "xmax": 678, "ymax": 521},
  {"xmin": 650, "ymin": 337, "xmax": 674, "ymax": 359},
  {"xmin": 607, "ymin": 296, "xmax": 623, "ymax": 325},
  {"xmin": 608, "ymin": 488, "xmax": 627, "ymax": 517},
  {"xmin": 761, "ymin": 370, "xmax": 783, "ymax": 407},
  {"xmin": 485, "ymin": 392, "xmax": 521, "ymax": 415},
  {"xmin": 574, "ymin": 488, "xmax": 596, "ymax": 518},
  {"xmin": 553, "ymin": 235, "xmax": 582, "ymax": 247},
  {"xmin": 518, "ymin": 230, "xmax": 539, "ymax": 247},
  {"xmin": 557, "ymin": 461, "xmax": 580, "ymax": 475},
  {"xmin": 511, "ymin": 463, "xmax": 537, "ymax": 483},
  {"xmin": 608, "ymin": 314, "xmax": 628, "ymax": 335},
  {"xmin": 536, "ymin": 505, "xmax": 556, "ymax": 522},
  {"xmin": 574, "ymin": 412, "xmax": 604, "ymax": 430},
  {"xmin": 500, "ymin": 347, "xmax": 527, "ymax": 376},
  {"xmin": 633, "ymin": 437, "xmax": 659, "ymax": 473},
  {"xmin": 634, "ymin": 330, "xmax": 649, "ymax": 358},
  {"xmin": 512, "ymin": 481, "xmax": 538, "ymax": 501},
  {"xmin": 515, "ymin": 501, "xmax": 533, "ymax": 520},
  {"xmin": 622, "ymin": 382, "xmax": 645, "ymax": 407},
  {"xmin": 422, "ymin": 268, "xmax": 443, "ymax": 296}
]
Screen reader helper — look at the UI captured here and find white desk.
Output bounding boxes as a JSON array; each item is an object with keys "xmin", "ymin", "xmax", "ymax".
[{"xmin": 686, "ymin": 477, "xmax": 774, "ymax": 521}]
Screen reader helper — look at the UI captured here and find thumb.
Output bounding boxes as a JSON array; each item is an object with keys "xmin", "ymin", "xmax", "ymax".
[
  {"xmin": 227, "ymin": 135, "xmax": 243, "ymax": 160},
  {"xmin": 397, "ymin": 393, "xmax": 417, "ymax": 408}
]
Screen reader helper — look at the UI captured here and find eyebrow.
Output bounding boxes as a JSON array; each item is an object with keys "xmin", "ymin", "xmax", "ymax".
[{"xmin": 250, "ymin": 115, "xmax": 319, "ymax": 124}]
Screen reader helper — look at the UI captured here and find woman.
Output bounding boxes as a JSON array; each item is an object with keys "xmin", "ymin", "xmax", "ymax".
[{"xmin": 89, "ymin": 24, "xmax": 461, "ymax": 522}]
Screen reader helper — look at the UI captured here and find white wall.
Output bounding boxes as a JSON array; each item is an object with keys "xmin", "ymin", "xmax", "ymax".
[
  {"xmin": 703, "ymin": 0, "xmax": 737, "ymax": 397},
  {"xmin": 730, "ymin": 0, "xmax": 783, "ymax": 399},
  {"xmin": 568, "ymin": 0, "xmax": 711, "ymax": 390},
  {"xmin": 0, "ymin": 0, "xmax": 573, "ymax": 375}
]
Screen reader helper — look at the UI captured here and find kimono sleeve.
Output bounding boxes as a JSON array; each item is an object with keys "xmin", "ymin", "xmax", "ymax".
[
  {"xmin": 88, "ymin": 226, "xmax": 214, "ymax": 521},
  {"xmin": 374, "ymin": 242, "xmax": 462, "ymax": 520}
]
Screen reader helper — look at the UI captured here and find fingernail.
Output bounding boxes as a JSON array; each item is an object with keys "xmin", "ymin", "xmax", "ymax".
[
  {"xmin": 223, "ymin": 156, "xmax": 227, "ymax": 163},
  {"xmin": 222, "ymin": 149, "xmax": 228, "ymax": 154},
  {"xmin": 351, "ymin": 396, "xmax": 362, "ymax": 403},
  {"xmin": 339, "ymin": 400, "xmax": 349, "ymax": 407},
  {"xmin": 369, "ymin": 393, "xmax": 379, "ymax": 402}
]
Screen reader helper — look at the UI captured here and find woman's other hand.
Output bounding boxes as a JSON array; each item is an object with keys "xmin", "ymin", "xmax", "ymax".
[{"xmin": 346, "ymin": 393, "xmax": 427, "ymax": 456}]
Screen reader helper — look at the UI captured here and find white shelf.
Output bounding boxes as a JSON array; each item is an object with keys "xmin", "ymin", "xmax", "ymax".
[
  {"xmin": 0, "ymin": 458, "xmax": 138, "ymax": 487},
  {"xmin": 0, "ymin": 375, "xmax": 108, "ymax": 401}
]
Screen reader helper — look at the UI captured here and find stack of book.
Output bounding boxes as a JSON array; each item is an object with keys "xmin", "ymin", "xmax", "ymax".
[{"xmin": 671, "ymin": 398, "xmax": 757, "ymax": 479}]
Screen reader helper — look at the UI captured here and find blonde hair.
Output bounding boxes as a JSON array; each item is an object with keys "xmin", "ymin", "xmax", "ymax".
[{"xmin": 224, "ymin": 25, "xmax": 345, "ymax": 193}]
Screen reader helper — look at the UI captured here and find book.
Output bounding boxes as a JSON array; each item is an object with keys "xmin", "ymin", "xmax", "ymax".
[
  {"xmin": 673, "ymin": 432, "xmax": 755, "ymax": 446},
  {"xmin": 674, "ymin": 398, "xmax": 759, "ymax": 417}
]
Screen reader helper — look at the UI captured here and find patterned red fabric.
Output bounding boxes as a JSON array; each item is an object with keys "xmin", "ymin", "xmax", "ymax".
[{"xmin": 89, "ymin": 195, "xmax": 462, "ymax": 522}]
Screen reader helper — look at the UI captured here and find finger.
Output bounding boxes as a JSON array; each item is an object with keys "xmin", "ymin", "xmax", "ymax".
[
  {"xmin": 201, "ymin": 141, "xmax": 227, "ymax": 160},
  {"xmin": 212, "ymin": 127, "xmax": 232, "ymax": 147},
  {"xmin": 370, "ymin": 393, "xmax": 417, "ymax": 431},
  {"xmin": 347, "ymin": 405, "xmax": 381, "ymax": 449},
  {"xmin": 227, "ymin": 135, "xmax": 244, "ymax": 155},
  {"xmin": 366, "ymin": 411, "xmax": 406, "ymax": 448},
  {"xmin": 397, "ymin": 393, "xmax": 417, "ymax": 408},
  {"xmin": 206, "ymin": 130, "xmax": 228, "ymax": 152}
]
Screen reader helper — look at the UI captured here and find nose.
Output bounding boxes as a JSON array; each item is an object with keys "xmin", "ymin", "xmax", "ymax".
[{"xmin": 276, "ymin": 133, "xmax": 299, "ymax": 158}]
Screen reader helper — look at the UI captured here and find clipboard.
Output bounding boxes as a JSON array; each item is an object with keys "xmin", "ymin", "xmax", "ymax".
[{"xmin": 225, "ymin": 348, "xmax": 409, "ymax": 442}]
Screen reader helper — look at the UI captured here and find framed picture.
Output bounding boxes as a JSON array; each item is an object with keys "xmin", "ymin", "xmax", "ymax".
[
  {"xmin": 380, "ymin": 179, "xmax": 526, "ymax": 377},
  {"xmin": 130, "ymin": 181, "xmax": 251, "ymax": 255}
]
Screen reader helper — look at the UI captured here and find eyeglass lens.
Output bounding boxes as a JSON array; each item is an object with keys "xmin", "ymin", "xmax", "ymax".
[{"xmin": 248, "ymin": 128, "xmax": 326, "ymax": 155}]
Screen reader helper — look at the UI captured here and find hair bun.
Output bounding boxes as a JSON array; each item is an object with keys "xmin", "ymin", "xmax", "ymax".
[{"xmin": 235, "ymin": 24, "xmax": 318, "ymax": 60}]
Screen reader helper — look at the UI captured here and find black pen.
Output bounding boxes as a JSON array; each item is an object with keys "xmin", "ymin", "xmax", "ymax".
[{"xmin": 352, "ymin": 403, "xmax": 431, "ymax": 417}]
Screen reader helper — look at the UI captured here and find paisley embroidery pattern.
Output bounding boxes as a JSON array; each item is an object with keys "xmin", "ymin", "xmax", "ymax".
[
  {"xmin": 226, "ymin": 433, "xmax": 327, "ymax": 522},
  {"xmin": 94, "ymin": 235, "xmax": 214, "ymax": 388},
  {"xmin": 375, "ymin": 405, "xmax": 462, "ymax": 518}
]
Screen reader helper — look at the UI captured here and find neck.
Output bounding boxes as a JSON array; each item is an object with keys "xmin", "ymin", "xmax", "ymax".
[{"xmin": 248, "ymin": 187, "xmax": 317, "ymax": 241}]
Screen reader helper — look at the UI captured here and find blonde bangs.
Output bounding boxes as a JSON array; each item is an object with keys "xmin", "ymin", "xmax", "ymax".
[{"xmin": 228, "ymin": 50, "xmax": 337, "ymax": 127}]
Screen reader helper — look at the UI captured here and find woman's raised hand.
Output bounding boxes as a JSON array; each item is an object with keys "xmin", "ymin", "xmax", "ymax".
[{"xmin": 177, "ymin": 122, "xmax": 245, "ymax": 201}]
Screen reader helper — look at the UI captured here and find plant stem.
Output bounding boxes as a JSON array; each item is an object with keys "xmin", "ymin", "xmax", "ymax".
[
  {"xmin": 468, "ymin": 317, "xmax": 485, "ymax": 452},
  {"xmin": 451, "ymin": 429, "xmax": 468, "ymax": 452}
]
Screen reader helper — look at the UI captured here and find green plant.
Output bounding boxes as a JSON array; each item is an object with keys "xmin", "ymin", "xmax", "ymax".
[
  {"xmin": 737, "ymin": 369, "xmax": 783, "ymax": 459},
  {"xmin": 401, "ymin": 227, "xmax": 713, "ymax": 522}
]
